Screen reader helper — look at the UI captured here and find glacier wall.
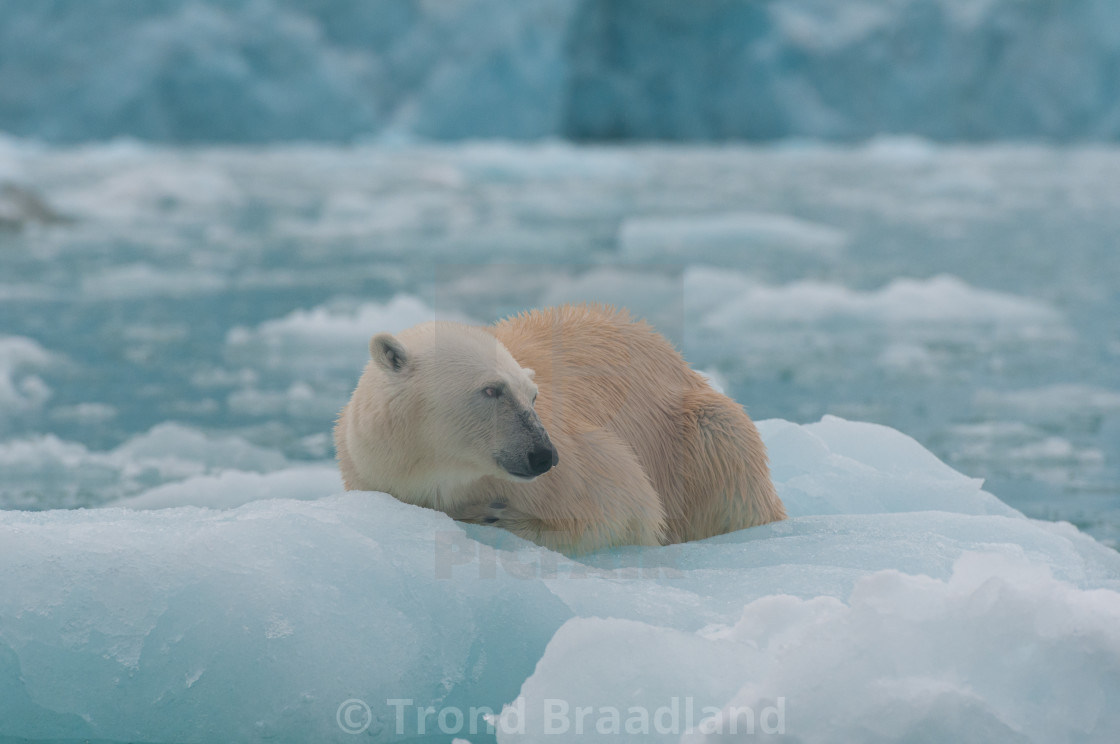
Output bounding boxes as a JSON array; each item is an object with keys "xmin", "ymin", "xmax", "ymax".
[{"xmin": 1, "ymin": 0, "xmax": 1119, "ymax": 143}]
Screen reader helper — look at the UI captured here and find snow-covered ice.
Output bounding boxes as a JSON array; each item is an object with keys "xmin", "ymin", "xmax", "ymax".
[{"xmin": 2, "ymin": 417, "xmax": 1118, "ymax": 743}]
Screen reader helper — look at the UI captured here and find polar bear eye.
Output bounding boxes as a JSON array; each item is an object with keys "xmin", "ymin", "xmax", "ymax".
[{"xmin": 483, "ymin": 385, "xmax": 502, "ymax": 399}]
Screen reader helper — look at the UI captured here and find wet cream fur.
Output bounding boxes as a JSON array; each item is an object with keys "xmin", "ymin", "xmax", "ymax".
[{"xmin": 335, "ymin": 305, "xmax": 785, "ymax": 554}]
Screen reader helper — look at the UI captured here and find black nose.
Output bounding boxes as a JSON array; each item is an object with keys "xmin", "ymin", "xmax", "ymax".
[{"xmin": 527, "ymin": 444, "xmax": 558, "ymax": 476}]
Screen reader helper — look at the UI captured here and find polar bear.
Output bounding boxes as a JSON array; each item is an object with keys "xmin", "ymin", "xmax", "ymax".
[{"xmin": 335, "ymin": 305, "xmax": 785, "ymax": 554}]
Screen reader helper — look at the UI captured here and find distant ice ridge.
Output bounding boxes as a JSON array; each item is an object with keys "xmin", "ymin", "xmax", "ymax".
[
  {"xmin": 2, "ymin": 0, "xmax": 1119, "ymax": 143},
  {"xmin": 2, "ymin": 417, "xmax": 1118, "ymax": 742}
]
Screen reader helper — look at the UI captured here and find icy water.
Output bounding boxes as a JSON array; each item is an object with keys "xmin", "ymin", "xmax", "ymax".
[{"xmin": 2, "ymin": 137, "xmax": 1118, "ymax": 547}]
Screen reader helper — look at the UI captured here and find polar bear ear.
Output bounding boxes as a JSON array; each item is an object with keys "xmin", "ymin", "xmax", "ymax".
[
  {"xmin": 370, "ymin": 333, "xmax": 410, "ymax": 374},
  {"xmin": 522, "ymin": 367, "xmax": 535, "ymax": 379}
]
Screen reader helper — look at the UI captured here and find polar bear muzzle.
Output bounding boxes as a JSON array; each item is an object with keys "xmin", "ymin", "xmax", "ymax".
[{"xmin": 495, "ymin": 408, "xmax": 558, "ymax": 480}]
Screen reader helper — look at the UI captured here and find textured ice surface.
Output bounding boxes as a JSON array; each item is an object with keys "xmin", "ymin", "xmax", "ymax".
[
  {"xmin": 1, "ymin": 417, "xmax": 1118, "ymax": 743},
  {"xmin": 2, "ymin": 0, "xmax": 1120, "ymax": 143},
  {"xmin": 507, "ymin": 552, "xmax": 1120, "ymax": 744},
  {"xmin": 111, "ymin": 465, "xmax": 341, "ymax": 510}
]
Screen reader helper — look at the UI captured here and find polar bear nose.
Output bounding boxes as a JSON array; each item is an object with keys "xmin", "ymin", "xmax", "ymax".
[{"xmin": 527, "ymin": 443, "xmax": 558, "ymax": 476}]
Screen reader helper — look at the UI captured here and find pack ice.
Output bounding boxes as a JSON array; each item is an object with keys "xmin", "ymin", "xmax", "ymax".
[{"xmin": 1, "ymin": 417, "xmax": 1118, "ymax": 743}]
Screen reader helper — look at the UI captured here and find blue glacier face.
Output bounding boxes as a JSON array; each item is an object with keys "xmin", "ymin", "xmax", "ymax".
[{"xmin": 1, "ymin": 0, "xmax": 1120, "ymax": 143}]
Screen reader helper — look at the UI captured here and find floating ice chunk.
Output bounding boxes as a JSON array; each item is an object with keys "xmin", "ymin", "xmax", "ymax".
[
  {"xmin": 0, "ymin": 134, "xmax": 26, "ymax": 182},
  {"xmin": 0, "ymin": 423, "xmax": 289, "ymax": 509},
  {"xmin": 681, "ymin": 266, "xmax": 763, "ymax": 319},
  {"xmin": 859, "ymin": 134, "xmax": 943, "ymax": 163},
  {"xmin": 540, "ymin": 268, "xmax": 684, "ymax": 344},
  {"xmin": 684, "ymin": 268, "xmax": 1067, "ymax": 343},
  {"xmin": 114, "ymin": 422, "xmax": 288, "ymax": 472},
  {"xmin": 681, "ymin": 269, "xmax": 1071, "ymax": 384},
  {"xmin": 876, "ymin": 341, "xmax": 940, "ymax": 377},
  {"xmin": 112, "ymin": 465, "xmax": 340, "ymax": 510},
  {"xmin": 223, "ymin": 295, "xmax": 474, "ymax": 420},
  {"xmin": 81, "ymin": 263, "xmax": 228, "ymax": 299},
  {"xmin": 946, "ymin": 421, "xmax": 1106, "ymax": 488},
  {"xmin": 976, "ymin": 384, "xmax": 1120, "ymax": 424},
  {"xmin": 49, "ymin": 402, "xmax": 118, "ymax": 423},
  {"xmin": 620, "ymin": 212, "xmax": 847, "ymax": 264},
  {"xmin": 0, "ymin": 335, "xmax": 53, "ymax": 413},
  {"xmin": 448, "ymin": 142, "xmax": 642, "ymax": 183},
  {"xmin": 703, "ymin": 274, "xmax": 1063, "ymax": 329},
  {"xmin": 227, "ymin": 382, "xmax": 344, "ymax": 420},
  {"xmin": 226, "ymin": 294, "xmax": 472, "ymax": 373},
  {"xmin": 58, "ymin": 161, "xmax": 243, "ymax": 220},
  {"xmin": 695, "ymin": 369, "xmax": 727, "ymax": 395}
]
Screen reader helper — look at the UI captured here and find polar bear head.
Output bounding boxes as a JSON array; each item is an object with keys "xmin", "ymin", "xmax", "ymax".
[{"xmin": 365, "ymin": 321, "xmax": 558, "ymax": 484}]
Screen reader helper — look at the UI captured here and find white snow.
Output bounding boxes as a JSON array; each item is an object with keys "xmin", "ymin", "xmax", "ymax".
[{"xmin": 1, "ymin": 416, "xmax": 1117, "ymax": 742}]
